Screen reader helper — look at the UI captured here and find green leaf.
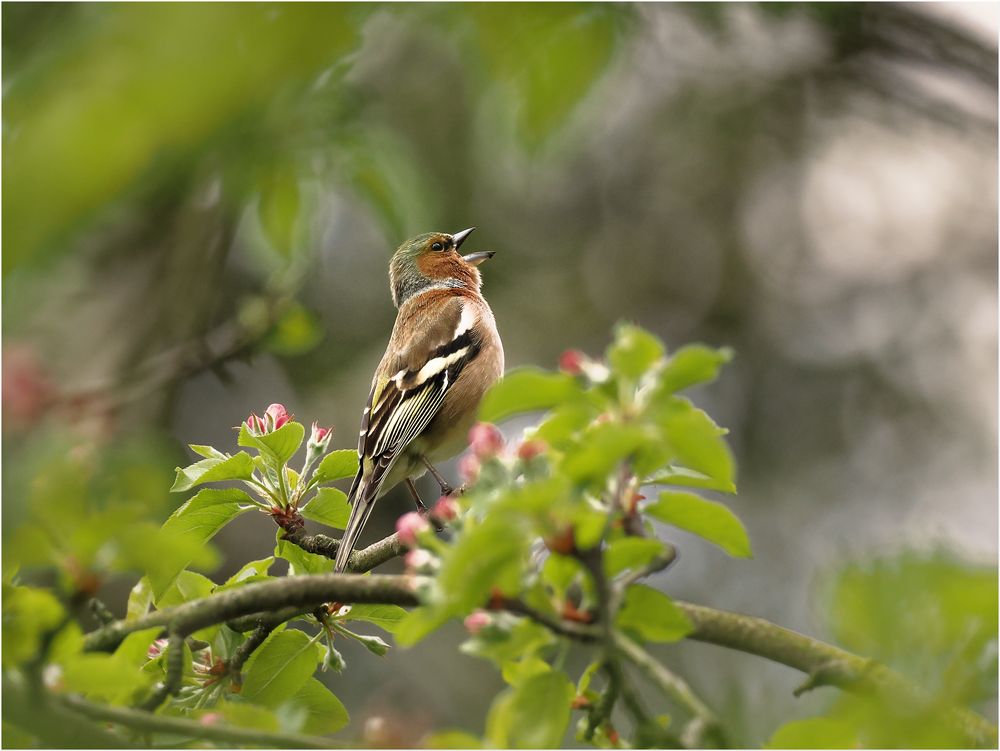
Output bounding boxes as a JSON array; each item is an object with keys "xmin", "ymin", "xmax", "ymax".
[
  {"xmin": 502, "ymin": 656, "xmax": 552, "ymax": 686},
  {"xmin": 275, "ymin": 531, "xmax": 333, "ymax": 575},
  {"xmin": 61, "ymin": 653, "xmax": 152, "ymax": 704},
  {"xmin": 114, "ymin": 627, "xmax": 161, "ymax": 667},
  {"xmin": 204, "ymin": 702, "xmax": 280, "ymax": 733},
  {"xmin": 461, "ymin": 618, "xmax": 554, "ymax": 668},
  {"xmin": 646, "ymin": 491, "xmax": 751, "ymax": 558},
  {"xmin": 479, "ymin": 368, "xmax": 583, "ymax": 423},
  {"xmin": 126, "ymin": 577, "xmax": 154, "ymax": 621},
  {"xmin": 152, "ymin": 488, "xmax": 255, "ymax": 597},
  {"xmin": 561, "ymin": 422, "xmax": 652, "ymax": 484},
  {"xmin": 240, "ymin": 421, "xmax": 306, "ymax": 466},
  {"xmin": 189, "ymin": 444, "xmax": 228, "ymax": 460},
  {"xmin": 616, "ymin": 585, "xmax": 692, "ymax": 642},
  {"xmin": 394, "ymin": 607, "xmax": 451, "ymax": 648},
  {"xmin": 285, "ymin": 677, "xmax": 349, "ymax": 735},
  {"xmin": 438, "ymin": 517, "xmax": 527, "ymax": 613},
  {"xmin": 340, "ymin": 604, "xmax": 408, "ymax": 634},
  {"xmin": 425, "ymin": 731, "xmax": 484, "ymax": 749},
  {"xmin": 604, "ymin": 537, "xmax": 668, "ymax": 578},
  {"xmin": 486, "ymin": 670, "xmax": 574, "ymax": 748},
  {"xmin": 658, "ymin": 399, "xmax": 735, "ymax": 491},
  {"xmin": 311, "ymin": 449, "xmax": 360, "ymax": 484},
  {"xmin": 217, "ymin": 557, "xmax": 276, "ymax": 591},
  {"xmin": 242, "ymin": 630, "xmax": 322, "ymax": 709},
  {"xmin": 170, "ymin": 452, "xmax": 256, "ymax": 492},
  {"xmin": 301, "ymin": 487, "xmax": 350, "ymax": 529},
  {"xmin": 646, "ymin": 465, "xmax": 736, "ymax": 494},
  {"xmin": 766, "ymin": 717, "xmax": 859, "ymax": 749},
  {"xmin": 607, "ymin": 322, "xmax": 665, "ymax": 379},
  {"xmin": 658, "ymin": 344, "xmax": 732, "ymax": 394},
  {"xmin": 157, "ymin": 570, "xmax": 215, "ymax": 608},
  {"xmin": 2, "ymin": 586, "xmax": 64, "ymax": 667}
]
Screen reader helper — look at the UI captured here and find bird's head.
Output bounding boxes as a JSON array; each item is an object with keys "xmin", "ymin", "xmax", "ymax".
[{"xmin": 389, "ymin": 227, "xmax": 495, "ymax": 307}]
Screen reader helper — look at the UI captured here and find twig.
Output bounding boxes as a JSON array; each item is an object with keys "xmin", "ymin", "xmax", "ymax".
[
  {"xmin": 498, "ymin": 597, "xmax": 600, "ymax": 642},
  {"xmin": 613, "ymin": 631, "xmax": 719, "ymax": 740},
  {"xmin": 227, "ymin": 622, "xmax": 275, "ymax": 686},
  {"xmin": 59, "ymin": 692, "xmax": 340, "ymax": 749}
]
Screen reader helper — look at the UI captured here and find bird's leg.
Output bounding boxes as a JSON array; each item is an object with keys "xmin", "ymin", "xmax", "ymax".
[
  {"xmin": 405, "ymin": 479, "xmax": 427, "ymax": 512},
  {"xmin": 421, "ymin": 456, "xmax": 454, "ymax": 496}
]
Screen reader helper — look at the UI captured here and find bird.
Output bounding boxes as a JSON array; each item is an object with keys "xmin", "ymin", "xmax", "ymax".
[{"xmin": 334, "ymin": 227, "xmax": 504, "ymax": 572}]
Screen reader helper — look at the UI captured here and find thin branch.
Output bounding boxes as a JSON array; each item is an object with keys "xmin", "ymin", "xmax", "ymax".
[
  {"xmin": 59, "ymin": 692, "xmax": 340, "ymax": 749},
  {"xmin": 498, "ymin": 597, "xmax": 600, "ymax": 642},
  {"xmin": 613, "ymin": 631, "xmax": 718, "ymax": 733},
  {"xmin": 227, "ymin": 622, "xmax": 275, "ymax": 686}
]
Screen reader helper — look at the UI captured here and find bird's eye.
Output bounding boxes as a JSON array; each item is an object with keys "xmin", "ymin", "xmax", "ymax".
[{"xmin": 431, "ymin": 242, "xmax": 444, "ymax": 251}]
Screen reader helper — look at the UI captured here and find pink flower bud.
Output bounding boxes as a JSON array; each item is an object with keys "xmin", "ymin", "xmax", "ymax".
[
  {"xmin": 265, "ymin": 403, "xmax": 292, "ymax": 431},
  {"xmin": 200, "ymin": 713, "xmax": 222, "ymax": 727},
  {"xmin": 432, "ymin": 496, "xmax": 459, "ymax": 522},
  {"xmin": 309, "ymin": 421, "xmax": 333, "ymax": 451},
  {"xmin": 404, "ymin": 548, "xmax": 434, "ymax": 571},
  {"xmin": 147, "ymin": 638, "xmax": 169, "ymax": 660},
  {"xmin": 559, "ymin": 349, "xmax": 586, "ymax": 375},
  {"xmin": 469, "ymin": 422, "xmax": 504, "ymax": 459},
  {"xmin": 395, "ymin": 512, "xmax": 430, "ymax": 547},
  {"xmin": 464, "ymin": 610, "xmax": 491, "ymax": 634},
  {"xmin": 517, "ymin": 439, "xmax": 547, "ymax": 461},
  {"xmin": 245, "ymin": 412, "xmax": 266, "ymax": 436},
  {"xmin": 458, "ymin": 453, "xmax": 480, "ymax": 484}
]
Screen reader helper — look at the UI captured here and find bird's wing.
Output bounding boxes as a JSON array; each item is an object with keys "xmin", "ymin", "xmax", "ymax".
[{"xmin": 356, "ymin": 295, "xmax": 481, "ymax": 496}]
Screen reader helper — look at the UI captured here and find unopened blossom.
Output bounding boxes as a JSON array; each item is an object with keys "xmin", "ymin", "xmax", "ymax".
[
  {"xmin": 308, "ymin": 421, "xmax": 334, "ymax": 452},
  {"xmin": 395, "ymin": 512, "xmax": 429, "ymax": 547},
  {"xmin": 458, "ymin": 454, "xmax": 480, "ymax": 484},
  {"xmin": 468, "ymin": 422, "xmax": 504, "ymax": 459},
  {"xmin": 432, "ymin": 496, "xmax": 459, "ymax": 522},
  {"xmin": 517, "ymin": 439, "xmax": 547, "ymax": 461},
  {"xmin": 464, "ymin": 610, "xmax": 491, "ymax": 634},
  {"xmin": 559, "ymin": 349, "xmax": 586, "ymax": 376}
]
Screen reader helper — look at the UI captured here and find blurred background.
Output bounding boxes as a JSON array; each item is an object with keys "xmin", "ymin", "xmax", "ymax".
[{"xmin": 3, "ymin": 3, "xmax": 997, "ymax": 746}]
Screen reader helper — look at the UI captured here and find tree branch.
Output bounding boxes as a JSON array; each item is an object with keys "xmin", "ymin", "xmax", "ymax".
[
  {"xmin": 79, "ymin": 573, "xmax": 997, "ymax": 747},
  {"xmin": 59, "ymin": 692, "xmax": 340, "ymax": 749}
]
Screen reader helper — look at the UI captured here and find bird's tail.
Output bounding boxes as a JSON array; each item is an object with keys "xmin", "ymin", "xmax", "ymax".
[{"xmin": 334, "ymin": 469, "xmax": 379, "ymax": 573}]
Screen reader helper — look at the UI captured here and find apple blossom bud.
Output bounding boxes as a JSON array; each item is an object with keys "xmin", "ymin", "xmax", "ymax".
[
  {"xmin": 200, "ymin": 713, "xmax": 222, "ymax": 727},
  {"xmin": 468, "ymin": 422, "xmax": 504, "ymax": 459},
  {"xmin": 464, "ymin": 610, "xmax": 491, "ymax": 634},
  {"xmin": 458, "ymin": 454, "xmax": 480, "ymax": 484},
  {"xmin": 432, "ymin": 496, "xmax": 459, "ymax": 522},
  {"xmin": 245, "ymin": 412, "xmax": 266, "ymax": 436},
  {"xmin": 404, "ymin": 548, "xmax": 434, "ymax": 572},
  {"xmin": 395, "ymin": 512, "xmax": 429, "ymax": 547},
  {"xmin": 559, "ymin": 349, "xmax": 586, "ymax": 375},
  {"xmin": 264, "ymin": 403, "xmax": 292, "ymax": 431},
  {"xmin": 309, "ymin": 421, "xmax": 333, "ymax": 451},
  {"xmin": 147, "ymin": 638, "xmax": 169, "ymax": 660},
  {"xmin": 517, "ymin": 439, "xmax": 547, "ymax": 461}
]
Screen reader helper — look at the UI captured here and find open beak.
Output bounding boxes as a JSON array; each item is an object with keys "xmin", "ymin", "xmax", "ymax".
[
  {"xmin": 452, "ymin": 227, "xmax": 475, "ymax": 249},
  {"xmin": 462, "ymin": 250, "xmax": 495, "ymax": 266}
]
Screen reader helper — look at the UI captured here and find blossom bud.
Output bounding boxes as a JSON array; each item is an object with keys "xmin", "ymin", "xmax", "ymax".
[
  {"xmin": 264, "ymin": 403, "xmax": 292, "ymax": 431},
  {"xmin": 469, "ymin": 422, "xmax": 504, "ymax": 459},
  {"xmin": 404, "ymin": 548, "xmax": 435, "ymax": 572},
  {"xmin": 464, "ymin": 610, "xmax": 491, "ymax": 634},
  {"xmin": 245, "ymin": 412, "xmax": 266, "ymax": 436},
  {"xmin": 309, "ymin": 421, "xmax": 333, "ymax": 451},
  {"xmin": 395, "ymin": 512, "xmax": 430, "ymax": 547},
  {"xmin": 458, "ymin": 454, "xmax": 480, "ymax": 484},
  {"xmin": 517, "ymin": 439, "xmax": 547, "ymax": 461},
  {"xmin": 200, "ymin": 713, "xmax": 222, "ymax": 727},
  {"xmin": 357, "ymin": 634, "xmax": 390, "ymax": 656},
  {"xmin": 559, "ymin": 349, "xmax": 586, "ymax": 375},
  {"xmin": 147, "ymin": 638, "xmax": 169, "ymax": 660},
  {"xmin": 432, "ymin": 496, "xmax": 459, "ymax": 522}
]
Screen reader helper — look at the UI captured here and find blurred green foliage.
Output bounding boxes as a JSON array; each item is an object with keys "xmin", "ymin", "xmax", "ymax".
[{"xmin": 3, "ymin": 2, "xmax": 996, "ymax": 747}]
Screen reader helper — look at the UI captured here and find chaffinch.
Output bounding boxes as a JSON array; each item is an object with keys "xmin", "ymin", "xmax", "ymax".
[{"xmin": 334, "ymin": 228, "xmax": 504, "ymax": 572}]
